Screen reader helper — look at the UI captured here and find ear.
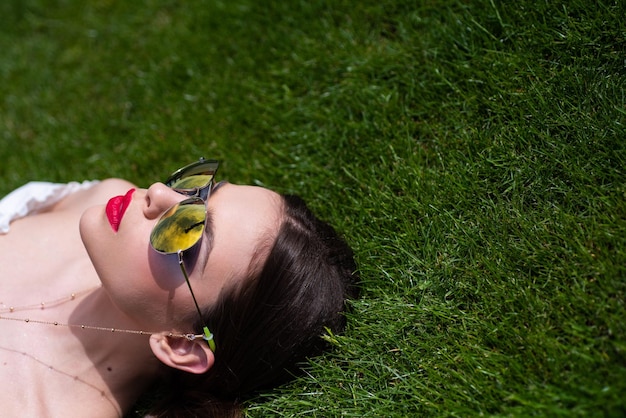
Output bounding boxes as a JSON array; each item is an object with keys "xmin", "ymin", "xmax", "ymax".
[{"xmin": 149, "ymin": 332, "xmax": 215, "ymax": 374}]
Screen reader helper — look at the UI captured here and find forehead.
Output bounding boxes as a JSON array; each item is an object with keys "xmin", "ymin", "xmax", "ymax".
[{"xmin": 200, "ymin": 184, "xmax": 283, "ymax": 294}]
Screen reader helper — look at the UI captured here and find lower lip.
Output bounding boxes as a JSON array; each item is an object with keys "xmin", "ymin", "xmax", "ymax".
[{"xmin": 105, "ymin": 188, "xmax": 136, "ymax": 232}]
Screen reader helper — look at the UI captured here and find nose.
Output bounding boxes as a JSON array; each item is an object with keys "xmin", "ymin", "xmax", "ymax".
[{"xmin": 143, "ymin": 182, "xmax": 185, "ymax": 220}]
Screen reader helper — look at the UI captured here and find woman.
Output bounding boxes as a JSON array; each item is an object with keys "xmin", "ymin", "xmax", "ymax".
[{"xmin": 0, "ymin": 159, "xmax": 359, "ymax": 417}]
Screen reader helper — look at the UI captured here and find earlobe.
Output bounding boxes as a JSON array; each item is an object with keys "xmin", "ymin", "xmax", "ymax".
[{"xmin": 150, "ymin": 332, "xmax": 215, "ymax": 374}]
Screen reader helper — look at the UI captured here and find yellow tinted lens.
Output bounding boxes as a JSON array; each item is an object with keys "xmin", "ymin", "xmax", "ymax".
[
  {"xmin": 169, "ymin": 174, "xmax": 214, "ymax": 190},
  {"xmin": 150, "ymin": 199, "xmax": 206, "ymax": 253}
]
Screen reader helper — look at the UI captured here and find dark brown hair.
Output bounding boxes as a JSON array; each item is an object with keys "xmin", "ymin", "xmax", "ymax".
[{"xmin": 147, "ymin": 194, "xmax": 360, "ymax": 417}]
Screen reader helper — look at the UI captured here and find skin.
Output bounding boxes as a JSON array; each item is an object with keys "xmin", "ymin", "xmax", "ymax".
[{"xmin": 0, "ymin": 178, "xmax": 282, "ymax": 417}]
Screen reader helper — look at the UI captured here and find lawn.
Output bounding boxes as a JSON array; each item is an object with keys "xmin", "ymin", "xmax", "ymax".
[{"xmin": 1, "ymin": 0, "xmax": 624, "ymax": 416}]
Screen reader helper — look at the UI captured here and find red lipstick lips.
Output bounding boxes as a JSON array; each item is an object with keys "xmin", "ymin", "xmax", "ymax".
[{"xmin": 105, "ymin": 188, "xmax": 136, "ymax": 232}]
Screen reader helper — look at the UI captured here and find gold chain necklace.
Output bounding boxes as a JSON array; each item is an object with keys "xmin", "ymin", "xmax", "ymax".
[{"xmin": 0, "ymin": 286, "xmax": 206, "ymax": 342}]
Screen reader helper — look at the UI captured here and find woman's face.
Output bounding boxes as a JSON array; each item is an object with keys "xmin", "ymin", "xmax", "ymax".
[{"xmin": 80, "ymin": 181, "xmax": 283, "ymax": 331}]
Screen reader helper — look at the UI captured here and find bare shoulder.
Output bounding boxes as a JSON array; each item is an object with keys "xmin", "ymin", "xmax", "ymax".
[{"xmin": 51, "ymin": 178, "xmax": 138, "ymax": 213}]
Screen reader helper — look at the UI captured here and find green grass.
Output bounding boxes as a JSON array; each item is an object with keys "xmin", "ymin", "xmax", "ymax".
[{"xmin": 1, "ymin": 0, "xmax": 625, "ymax": 416}]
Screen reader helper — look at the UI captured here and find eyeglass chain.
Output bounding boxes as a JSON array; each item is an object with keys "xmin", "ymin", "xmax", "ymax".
[{"xmin": 0, "ymin": 285, "xmax": 206, "ymax": 342}]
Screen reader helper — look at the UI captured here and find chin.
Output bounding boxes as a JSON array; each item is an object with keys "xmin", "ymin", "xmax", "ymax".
[{"xmin": 79, "ymin": 206, "xmax": 110, "ymax": 269}]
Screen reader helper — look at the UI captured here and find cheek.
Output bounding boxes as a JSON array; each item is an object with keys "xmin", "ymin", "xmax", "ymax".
[
  {"xmin": 80, "ymin": 207, "xmax": 193, "ymax": 326},
  {"xmin": 98, "ymin": 246, "xmax": 183, "ymax": 325},
  {"xmin": 148, "ymin": 249, "xmax": 186, "ymax": 290}
]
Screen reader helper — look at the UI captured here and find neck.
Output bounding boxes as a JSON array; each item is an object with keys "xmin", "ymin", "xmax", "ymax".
[
  {"xmin": 66, "ymin": 287, "xmax": 162, "ymax": 411},
  {"xmin": 0, "ymin": 286, "xmax": 162, "ymax": 415}
]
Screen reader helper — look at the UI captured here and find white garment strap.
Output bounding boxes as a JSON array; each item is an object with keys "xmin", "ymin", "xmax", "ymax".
[{"xmin": 0, "ymin": 180, "xmax": 99, "ymax": 234}]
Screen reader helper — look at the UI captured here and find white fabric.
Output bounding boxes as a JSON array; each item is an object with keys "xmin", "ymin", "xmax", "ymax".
[{"xmin": 0, "ymin": 180, "xmax": 99, "ymax": 234}]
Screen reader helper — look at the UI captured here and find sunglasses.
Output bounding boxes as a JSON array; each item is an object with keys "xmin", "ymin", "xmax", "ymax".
[{"xmin": 149, "ymin": 158, "xmax": 220, "ymax": 352}]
